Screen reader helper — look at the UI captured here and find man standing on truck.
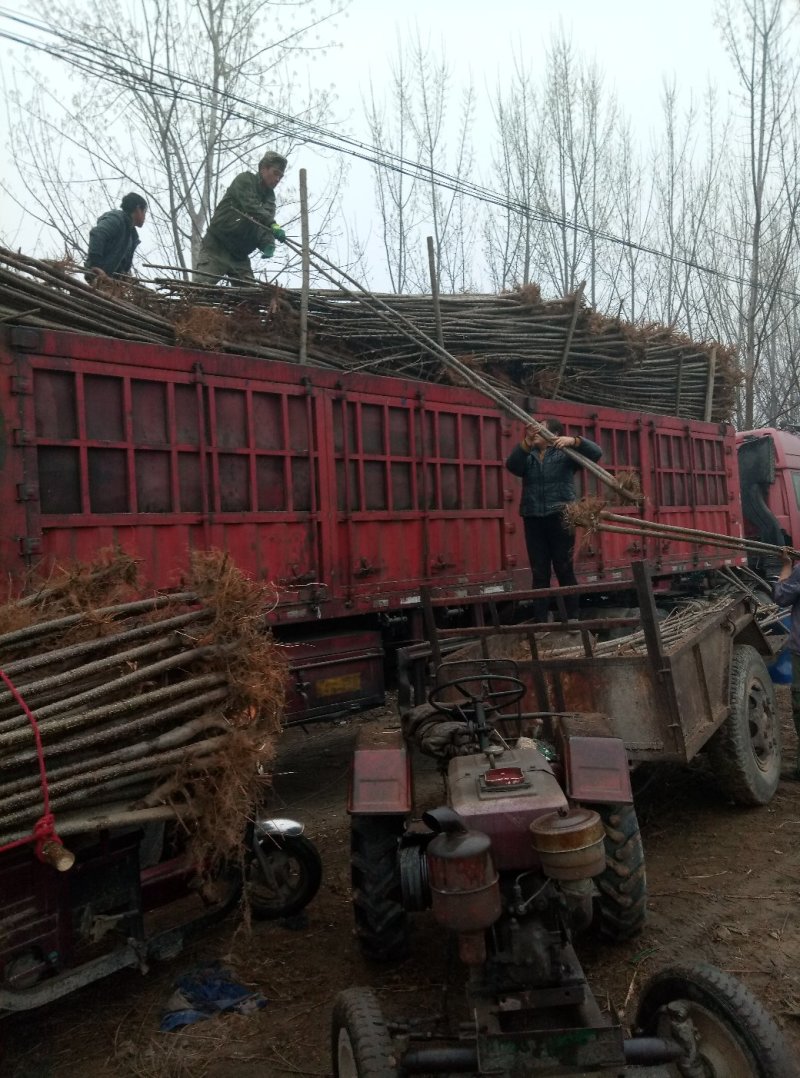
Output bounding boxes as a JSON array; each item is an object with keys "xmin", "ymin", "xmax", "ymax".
[
  {"xmin": 774, "ymin": 549, "xmax": 800, "ymax": 779},
  {"xmin": 506, "ymin": 418, "xmax": 603, "ymax": 623},
  {"xmin": 84, "ymin": 192, "xmax": 148, "ymax": 283},
  {"xmin": 195, "ymin": 151, "xmax": 288, "ymax": 285}
]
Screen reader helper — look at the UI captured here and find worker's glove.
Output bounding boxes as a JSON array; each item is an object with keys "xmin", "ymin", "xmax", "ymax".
[
  {"xmin": 270, "ymin": 223, "xmax": 287, "ymax": 243},
  {"xmin": 259, "ymin": 242, "xmax": 276, "ymax": 259}
]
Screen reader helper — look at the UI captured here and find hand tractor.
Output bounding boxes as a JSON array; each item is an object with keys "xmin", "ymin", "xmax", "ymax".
[{"xmin": 332, "ymin": 657, "xmax": 794, "ymax": 1077}]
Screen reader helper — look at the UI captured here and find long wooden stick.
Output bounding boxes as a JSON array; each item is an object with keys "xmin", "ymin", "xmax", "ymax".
[
  {"xmin": 282, "ymin": 237, "xmax": 641, "ymax": 504},
  {"xmin": 597, "ymin": 510, "xmax": 800, "ymax": 560}
]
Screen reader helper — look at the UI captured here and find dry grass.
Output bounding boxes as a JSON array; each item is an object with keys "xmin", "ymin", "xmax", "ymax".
[
  {"xmin": 563, "ymin": 496, "xmax": 607, "ymax": 533},
  {"xmin": 515, "ymin": 283, "xmax": 543, "ymax": 306},
  {"xmin": 172, "ymin": 305, "xmax": 232, "ymax": 349},
  {"xmin": 0, "ymin": 546, "xmax": 141, "ymax": 639}
]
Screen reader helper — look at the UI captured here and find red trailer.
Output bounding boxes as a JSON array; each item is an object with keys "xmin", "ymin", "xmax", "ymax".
[{"xmin": 0, "ymin": 324, "xmax": 775, "ymax": 721}]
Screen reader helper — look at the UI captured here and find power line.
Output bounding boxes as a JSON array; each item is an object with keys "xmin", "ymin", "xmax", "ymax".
[{"xmin": 1, "ymin": 6, "xmax": 799, "ymax": 304}]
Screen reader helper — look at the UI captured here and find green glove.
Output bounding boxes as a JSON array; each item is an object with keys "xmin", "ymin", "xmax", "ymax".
[
  {"xmin": 271, "ymin": 223, "xmax": 287, "ymax": 243},
  {"xmin": 259, "ymin": 242, "xmax": 276, "ymax": 259}
]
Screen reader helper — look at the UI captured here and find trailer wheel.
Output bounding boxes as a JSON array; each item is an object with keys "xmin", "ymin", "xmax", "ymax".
[
  {"xmin": 332, "ymin": 987, "xmax": 397, "ymax": 1078},
  {"xmin": 351, "ymin": 816, "xmax": 409, "ymax": 962},
  {"xmin": 635, "ymin": 962, "xmax": 794, "ymax": 1077},
  {"xmin": 593, "ymin": 802, "xmax": 647, "ymax": 943},
  {"xmin": 708, "ymin": 644, "xmax": 781, "ymax": 806}
]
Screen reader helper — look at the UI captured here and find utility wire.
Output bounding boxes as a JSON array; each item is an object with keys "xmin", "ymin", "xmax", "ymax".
[{"xmin": 1, "ymin": 7, "xmax": 799, "ymax": 304}]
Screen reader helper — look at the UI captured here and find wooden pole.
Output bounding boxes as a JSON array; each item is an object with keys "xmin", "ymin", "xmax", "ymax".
[
  {"xmin": 704, "ymin": 347, "xmax": 717, "ymax": 422},
  {"xmin": 551, "ymin": 280, "xmax": 585, "ymax": 399},
  {"xmin": 299, "ymin": 168, "xmax": 310, "ymax": 366},
  {"xmin": 426, "ymin": 236, "xmax": 444, "ymax": 348}
]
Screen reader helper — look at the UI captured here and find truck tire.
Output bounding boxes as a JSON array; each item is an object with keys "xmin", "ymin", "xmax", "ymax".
[
  {"xmin": 594, "ymin": 802, "xmax": 647, "ymax": 943},
  {"xmin": 332, "ymin": 987, "xmax": 397, "ymax": 1078},
  {"xmin": 635, "ymin": 962, "xmax": 796, "ymax": 1077},
  {"xmin": 708, "ymin": 644, "xmax": 781, "ymax": 806},
  {"xmin": 351, "ymin": 816, "xmax": 409, "ymax": 962}
]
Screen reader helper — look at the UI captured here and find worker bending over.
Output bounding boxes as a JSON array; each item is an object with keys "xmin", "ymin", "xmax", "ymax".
[{"xmin": 195, "ymin": 151, "xmax": 288, "ymax": 284}]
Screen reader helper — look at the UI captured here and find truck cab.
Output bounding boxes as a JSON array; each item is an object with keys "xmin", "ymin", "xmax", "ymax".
[{"xmin": 736, "ymin": 427, "xmax": 800, "ymax": 573}]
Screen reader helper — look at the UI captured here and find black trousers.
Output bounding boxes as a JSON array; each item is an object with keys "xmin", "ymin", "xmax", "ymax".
[{"xmin": 523, "ymin": 513, "xmax": 578, "ymax": 621}]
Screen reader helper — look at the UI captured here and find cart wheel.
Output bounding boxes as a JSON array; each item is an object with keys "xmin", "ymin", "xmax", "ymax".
[
  {"xmin": 708, "ymin": 644, "xmax": 781, "ymax": 805},
  {"xmin": 332, "ymin": 987, "xmax": 397, "ymax": 1077},
  {"xmin": 351, "ymin": 816, "xmax": 409, "ymax": 962},
  {"xmin": 247, "ymin": 833, "xmax": 322, "ymax": 919},
  {"xmin": 636, "ymin": 962, "xmax": 794, "ymax": 1077},
  {"xmin": 593, "ymin": 802, "xmax": 647, "ymax": 943}
]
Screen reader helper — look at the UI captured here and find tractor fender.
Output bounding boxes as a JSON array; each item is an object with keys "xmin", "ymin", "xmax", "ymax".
[
  {"xmin": 348, "ymin": 727, "xmax": 412, "ymax": 815},
  {"xmin": 555, "ymin": 714, "xmax": 633, "ymax": 805}
]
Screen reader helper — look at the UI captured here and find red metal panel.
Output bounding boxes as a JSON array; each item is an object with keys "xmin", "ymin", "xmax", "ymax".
[
  {"xmin": 0, "ymin": 328, "xmax": 746, "ymax": 623},
  {"xmin": 281, "ymin": 629, "xmax": 384, "ymax": 718}
]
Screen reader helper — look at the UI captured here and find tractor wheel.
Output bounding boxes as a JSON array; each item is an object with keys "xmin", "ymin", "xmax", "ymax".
[
  {"xmin": 707, "ymin": 644, "xmax": 781, "ymax": 806},
  {"xmin": 332, "ymin": 987, "xmax": 397, "ymax": 1078},
  {"xmin": 351, "ymin": 816, "xmax": 409, "ymax": 962},
  {"xmin": 593, "ymin": 802, "xmax": 647, "ymax": 943},
  {"xmin": 636, "ymin": 962, "xmax": 795, "ymax": 1077}
]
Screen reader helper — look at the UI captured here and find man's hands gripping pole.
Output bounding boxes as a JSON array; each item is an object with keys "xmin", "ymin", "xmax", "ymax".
[{"xmin": 259, "ymin": 223, "xmax": 288, "ymax": 259}]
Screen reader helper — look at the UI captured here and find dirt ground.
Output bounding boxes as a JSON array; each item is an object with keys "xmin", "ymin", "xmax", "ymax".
[{"xmin": 4, "ymin": 690, "xmax": 800, "ymax": 1078}]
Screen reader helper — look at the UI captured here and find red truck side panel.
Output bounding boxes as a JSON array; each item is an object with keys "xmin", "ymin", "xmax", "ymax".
[{"xmin": 0, "ymin": 327, "xmax": 744, "ymax": 621}]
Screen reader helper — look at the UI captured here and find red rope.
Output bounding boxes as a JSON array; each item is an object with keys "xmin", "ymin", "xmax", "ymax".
[{"xmin": 0, "ymin": 668, "xmax": 62, "ymax": 860}]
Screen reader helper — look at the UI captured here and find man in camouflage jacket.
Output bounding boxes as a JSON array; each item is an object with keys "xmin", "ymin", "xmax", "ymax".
[{"xmin": 195, "ymin": 151, "xmax": 288, "ymax": 284}]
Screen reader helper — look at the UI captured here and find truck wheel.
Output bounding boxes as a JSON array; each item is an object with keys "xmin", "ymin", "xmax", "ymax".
[
  {"xmin": 594, "ymin": 803, "xmax": 647, "ymax": 943},
  {"xmin": 246, "ymin": 833, "xmax": 322, "ymax": 919},
  {"xmin": 708, "ymin": 644, "xmax": 781, "ymax": 806},
  {"xmin": 635, "ymin": 962, "xmax": 794, "ymax": 1077},
  {"xmin": 332, "ymin": 987, "xmax": 397, "ymax": 1078},
  {"xmin": 351, "ymin": 816, "xmax": 409, "ymax": 962}
]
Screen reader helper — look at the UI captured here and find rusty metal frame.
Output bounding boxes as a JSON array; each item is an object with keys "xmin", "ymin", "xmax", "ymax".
[{"xmin": 415, "ymin": 561, "xmax": 769, "ymax": 765}]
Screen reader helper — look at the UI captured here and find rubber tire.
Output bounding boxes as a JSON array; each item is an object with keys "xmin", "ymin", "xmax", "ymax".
[
  {"xmin": 332, "ymin": 987, "xmax": 397, "ymax": 1078},
  {"xmin": 351, "ymin": 816, "xmax": 409, "ymax": 962},
  {"xmin": 593, "ymin": 802, "xmax": 647, "ymax": 943},
  {"xmin": 636, "ymin": 962, "xmax": 796, "ymax": 1078},
  {"xmin": 247, "ymin": 833, "xmax": 322, "ymax": 920},
  {"xmin": 707, "ymin": 644, "xmax": 782, "ymax": 806}
]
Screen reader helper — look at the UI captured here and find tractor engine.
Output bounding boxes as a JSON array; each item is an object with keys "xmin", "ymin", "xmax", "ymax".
[{"xmin": 424, "ymin": 743, "xmax": 607, "ymax": 992}]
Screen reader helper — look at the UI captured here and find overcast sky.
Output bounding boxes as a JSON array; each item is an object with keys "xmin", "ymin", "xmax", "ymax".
[
  {"xmin": 329, "ymin": 0, "xmax": 733, "ymax": 140},
  {"xmin": 0, "ymin": 0, "xmax": 738, "ymax": 265}
]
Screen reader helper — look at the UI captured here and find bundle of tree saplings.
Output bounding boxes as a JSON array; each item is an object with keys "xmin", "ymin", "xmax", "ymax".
[
  {"xmin": 1, "ymin": 248, "xmax": 739, "ymax": 424},
  {"xmin": 0, "ymin": 548, "xmax": 286, "ymax": 866}
]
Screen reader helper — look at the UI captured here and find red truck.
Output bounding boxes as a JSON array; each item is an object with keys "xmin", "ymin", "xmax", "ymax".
[{"xmin": 0, "ymin": 324, "xmax": 797, "ymax": 721}]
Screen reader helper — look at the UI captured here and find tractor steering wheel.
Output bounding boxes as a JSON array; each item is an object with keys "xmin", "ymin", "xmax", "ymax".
[{"xmin": 428, "ymin": 674, "xmax": 526, "ymax": 719}]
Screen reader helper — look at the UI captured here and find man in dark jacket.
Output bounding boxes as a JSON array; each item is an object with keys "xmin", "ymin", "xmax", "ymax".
[
  {"xmin": 85, "ymin": 192, "xmax": 147, "ymax": 282},
  {"xmin": 506, "ymin": 417, "xmax": 603, "ymax": 622},
  {"xmin": 195, "ymin": 151, "xmax": 288, "ymax": 284}
]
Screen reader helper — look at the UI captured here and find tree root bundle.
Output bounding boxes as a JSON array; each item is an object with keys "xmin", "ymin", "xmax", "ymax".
[{"xmin": 0, "ymin": 548, "xmax": 286, "ymax": 868}]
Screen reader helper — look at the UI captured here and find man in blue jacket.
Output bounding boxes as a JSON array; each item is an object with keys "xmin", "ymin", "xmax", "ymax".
[
  {"xmin": 85, "ymin": 192, "xmax": 148, "ymax": 282},
  {"xmin": 506, "ymin": 417, "xmax": 603, "ymax": 623}
]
